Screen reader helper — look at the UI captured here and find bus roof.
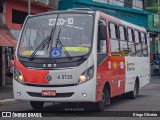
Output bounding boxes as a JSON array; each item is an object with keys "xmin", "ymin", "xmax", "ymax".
[{"xmin": 98, "ymin": 11, "xmax": 146, "ymax": 32}]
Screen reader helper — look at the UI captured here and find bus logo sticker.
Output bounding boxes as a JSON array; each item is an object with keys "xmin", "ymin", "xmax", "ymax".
[
  {"xmin": 120, "ymin": 62, "xmax": 124, "ymax": 69},
  {"xmin": 114, "ymin": 62, "xmax": 117, "ymax": 69},
  {"xmin": 52, "ymin": 47, "xmax": 62, "ymax": 57},
  {"xmin": 46, "ymin": 75, "xmax": 52, "ymax": 81},
  {"xmin": 118, "ymin": 80, "xmax": 121, "ymax": 88}
]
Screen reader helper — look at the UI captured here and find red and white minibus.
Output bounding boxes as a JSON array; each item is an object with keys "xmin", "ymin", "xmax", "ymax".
[{"xmin": 13, "ymin": 9, "xmax": 150, "ymax": 111}]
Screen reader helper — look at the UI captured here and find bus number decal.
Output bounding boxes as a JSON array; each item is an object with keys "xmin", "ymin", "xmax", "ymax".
[
  {"xmin": 49, "ymin": 18, "xmax": 74, "ymax": 26},
  {"xmin": 57, "ymin": 75, "xmax": 73, "ymax": 80},
  {"xmin": 49, "ymin": 19, "xmax": 56, "ymax": 26}
]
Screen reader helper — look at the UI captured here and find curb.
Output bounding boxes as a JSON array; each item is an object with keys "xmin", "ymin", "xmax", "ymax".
[{"xmin": 0, "ymin": 99, "xmax": 27, "ymax": 106}]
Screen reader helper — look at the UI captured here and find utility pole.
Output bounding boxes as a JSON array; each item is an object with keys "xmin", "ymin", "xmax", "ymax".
[{"xmin": 28, "ymin": 0, "xmax": 31, "ymax": 15}]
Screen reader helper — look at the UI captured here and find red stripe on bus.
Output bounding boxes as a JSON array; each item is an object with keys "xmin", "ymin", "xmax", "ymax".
[
  {"xmin": 14, "ymin": 56, "xmax": 49, "ymax": 84},
  {"xmin": 96, "ymin": 56, "xmax": 126, "ymax": 102},
  {"xmin": 100, "ymin": 12, "xmax": 121, "ymax": 23}
]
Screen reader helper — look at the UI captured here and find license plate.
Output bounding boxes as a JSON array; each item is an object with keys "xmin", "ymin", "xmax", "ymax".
[{"xmin": 42, "ymin": 90, "xmax": 56, "ymax": 96}]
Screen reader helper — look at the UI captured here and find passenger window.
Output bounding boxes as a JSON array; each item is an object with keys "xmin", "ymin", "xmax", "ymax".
[
  {"xmin": 141, "ymin": 32, "xmax": 146, "ymax": 43},
  {"xmin": 109, "ymin": 23, "xmax": 117, "ymax": 39},
  {"xmin": 119, "ymin": 26, "xmax": 125, "ymax": 40},
  {"xmin": 141, "ymin": 32, "xmax": 148, "ymax": 56},
  {"xmin": 127, "ymin": 28, "xmax": 136, "ymax": 55},
  {"xmin": 134, "ymin": 30, "xmax": 140, "ymax": 43},
  {"xmin": 134, "ymin": 30, "xmax": 142, "ymax": 57},
  {"xmin": 119, "ymin": 25, "xmax": 128, "ymax": 56},
  {"xmin": 128, "ymin": 28, "xmax": 134, "ymax": 42},
  {"xmin": 109, "ymin": 23, "xmax": 120, "ymax": 55}
]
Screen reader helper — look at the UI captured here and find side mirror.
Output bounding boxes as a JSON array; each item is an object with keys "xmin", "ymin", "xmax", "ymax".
[{"xmin": 98, "ymin": 22, "xmax": 106, "ymax": 40}]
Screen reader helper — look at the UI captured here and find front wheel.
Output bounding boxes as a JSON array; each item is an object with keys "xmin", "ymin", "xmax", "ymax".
[
  {"xmin": 30, "ymin": 101, "xmax": 44, "ymax": 109},
  {"xmin": 95, "ymin": 87, "xmax": 110, "ymax": 112}
]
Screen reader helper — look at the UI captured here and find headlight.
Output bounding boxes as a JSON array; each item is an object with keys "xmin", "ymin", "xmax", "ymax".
[
  {"xmin": 14, "ymin": 67, "xmax": 24, "ymax": 84},
  {"xmin": 78, "ymin": 66, "xmax": 94, "ymax": 85}
]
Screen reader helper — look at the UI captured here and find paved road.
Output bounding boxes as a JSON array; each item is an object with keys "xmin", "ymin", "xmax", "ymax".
[{"xmin": 0, "ymin": 79, "xmax": 160, "ymax": 119}]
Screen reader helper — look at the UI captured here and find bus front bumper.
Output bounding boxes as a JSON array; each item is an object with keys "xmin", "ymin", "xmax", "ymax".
[{"xmin": 13, "ymin": 79, "xmax": 96, "ymax": 102}]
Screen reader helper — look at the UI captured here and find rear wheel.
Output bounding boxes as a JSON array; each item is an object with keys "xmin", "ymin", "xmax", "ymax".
[
  {"xmin": 95, "ymin": 87, "xmax": 110, "ymax": 112},
  {"xmin": 30, "ymin": 101, "xmax": 44, "ymax": 109},
  {"xmin": 128, "ymin": 81, "xmax": 139, "ymax": 99}
]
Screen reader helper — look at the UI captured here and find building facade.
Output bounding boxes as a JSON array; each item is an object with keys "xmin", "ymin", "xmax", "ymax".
[
  {"xmin": 0, "ymin": 0, "xmax": 57, "ymax": 86},
  {"xmin": 145, "ymin": 0, "xmax": 160, "ymax": 60},
  {"xmin": 59, "ymin": 0, "xmax": 151, "ymax": 30},
  {"xmin": 92, "ymin": 0, "xmax": 145, "ymax": 10}
]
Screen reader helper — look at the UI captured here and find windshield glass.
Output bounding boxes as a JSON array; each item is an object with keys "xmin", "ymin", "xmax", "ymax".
[{"xmin": 18, "ymin": 13, "xmax": 94, "ymax": 58}]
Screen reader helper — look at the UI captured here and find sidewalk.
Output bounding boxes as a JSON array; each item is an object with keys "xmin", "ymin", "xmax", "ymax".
[
  {"xmin": 0, "ymin": 84, "xmax": 26, "ymax": 106},
  {"xmin": 0, "ymin": 76, "xmax": 160, "ymax": 106},
  {"xmin": 0, "ymin": 85, "xmax": 13, "ymax": 100}
]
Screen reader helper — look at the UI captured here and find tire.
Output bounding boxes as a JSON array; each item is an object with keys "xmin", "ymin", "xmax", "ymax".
[
  {"xmin": 95, "ymin": 87, "xmax": 110, "ymax": 112},
  {"xmin": 154, "ymin": 69, "xmax": 159, "ymax": 76},
  {"xmin": 128, "ymin": 81, "xmax": 139, "ymax": 99},
  {"xmin": 30, "ymin": 101, "xmax": 44, "ymax": 109}
]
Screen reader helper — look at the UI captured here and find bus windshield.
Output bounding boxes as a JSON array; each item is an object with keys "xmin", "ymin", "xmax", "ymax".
[{"xmin": 18, "ymin": 13, "xmax": 94, "ymax": 58}]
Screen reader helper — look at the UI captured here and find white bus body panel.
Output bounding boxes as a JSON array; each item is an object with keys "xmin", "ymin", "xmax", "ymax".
[{"xmin": 125, "ymin": 56, "xmax": 150, "ymax": 93}]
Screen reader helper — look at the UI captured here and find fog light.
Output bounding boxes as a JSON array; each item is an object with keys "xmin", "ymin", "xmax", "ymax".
[
  {"xmin": 17, "ymin": 92, "xmax": 21, "ymax": 96},
  {"xmin": 82, "ymin": 93, "xmax": 87, "ymax": 97}
]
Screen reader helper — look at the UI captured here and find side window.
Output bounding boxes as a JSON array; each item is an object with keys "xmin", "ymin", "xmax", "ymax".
[
  {"xmin": 134, "ymin": 30, "xmax": 142, "ymax": 57},
  {"xmin": 98, "ymin": 19, "xmax": 107, "ymax": 54},
  {"xmin": 141, "ymin": 32, "xmax": 148, "ymax": 56},
  {"xmin": 127, "ymin": 28, "xmax": 136, "ymax": 55},
  {"xmin": 109, "ymin": 22, "xmax": 120, "ymax": 55},
  {"xmin": 119, "ymin": 26, "xmax": 126, "ymax": 40},
  {"xmin": 134, "ymin": 30, "xmax": 140, "ymax": 43},
  {"xmin": 119, "ymin": 25, "xmax": 128, "ymax": 56}
]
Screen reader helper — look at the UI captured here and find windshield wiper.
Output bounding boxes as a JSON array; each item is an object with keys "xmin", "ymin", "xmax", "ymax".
[
  {"xmin": 29, "ymin": 29, "xmax": 54, "ymax": 60},
  {"xmin": 54, "ymin": 28, "xmax": 71, "ymax": 60},
  {"xmin": 29, "ymin": 15, "xmax": 59, "ymax": 60}
]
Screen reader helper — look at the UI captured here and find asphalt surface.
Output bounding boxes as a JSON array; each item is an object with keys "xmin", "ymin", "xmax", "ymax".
[{"xmin": 0, "ymin": 76, "xmax": 160, "ymax": 119}]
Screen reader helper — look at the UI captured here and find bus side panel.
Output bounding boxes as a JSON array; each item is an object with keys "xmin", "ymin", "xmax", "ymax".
[
  {"xmin": 125, "ymin": 56, "xmax": 150, "ymax": 93},
  {"xmin": 96, "ymin": 56, "xmax": 126, "ymax": 101}
]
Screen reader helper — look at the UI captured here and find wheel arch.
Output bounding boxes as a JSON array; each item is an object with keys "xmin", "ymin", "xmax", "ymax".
[{"xmin": 103, "ymin": 81, "xmax": 111, "ymax": 97}]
